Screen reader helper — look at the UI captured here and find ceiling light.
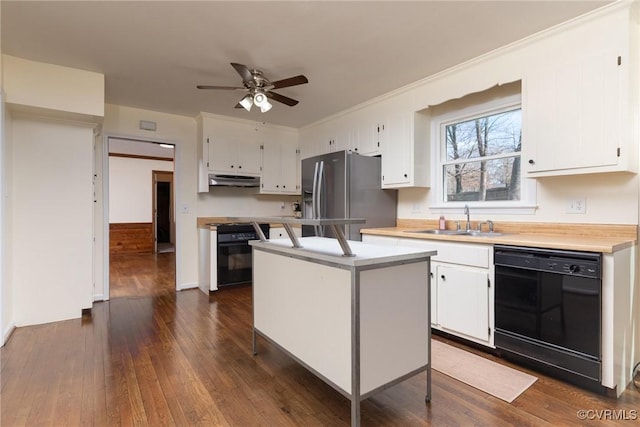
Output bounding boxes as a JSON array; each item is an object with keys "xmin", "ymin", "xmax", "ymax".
[
  {"xmin": 239, "ymin": 94, "xmax": 253, "ymax": 112},
  {"xmin": 253, "ymin": 92, "xmax": 272, "ymax": 113},
  {"xmin": 259, "ymin": 100, "xmax": 272, "ymax": 113}
]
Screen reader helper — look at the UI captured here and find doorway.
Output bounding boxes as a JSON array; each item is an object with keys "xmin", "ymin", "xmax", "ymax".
[
  {"xmin": 107, "ymin": 137, "xmax": 176, "ymax": 299},
  {"xmin": 153, "ymin": 171, "xmax": 174, "ymax": 253}
]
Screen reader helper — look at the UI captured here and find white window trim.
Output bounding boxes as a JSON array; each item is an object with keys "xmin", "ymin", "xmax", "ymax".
[{"xmin": 429, "ymin": 92, "xmax": 536, "ymax": 215}]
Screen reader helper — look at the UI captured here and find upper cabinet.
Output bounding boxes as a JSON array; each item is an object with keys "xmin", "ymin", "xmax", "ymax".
[
  {"xmin": 522, "ymin": 8, "xmax": 636, "ymax": 177},
  {"xmin": 197, "ymin": 114, "xmax": 300, "ymax": 194},
  {"xmin": 380, "ymin": 111, "xmax": 429, "ymax": 188},
  {"xmin": 206, "ymin": 120, "xmax": 262, "ymax": 176},
  {"xmin": 260, "ymin": 126, "xmax": 300, "ymax": 195}
]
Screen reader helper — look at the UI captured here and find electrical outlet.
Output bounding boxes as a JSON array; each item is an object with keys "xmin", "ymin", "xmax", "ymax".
[
  {"xmin": 181, "ymin": 203, "xmax": 190, "ymax": 214},
  {"xmin": 566, "ymin": 197, "xmax": 586, "ymax": 214},
  {"xmin": 280, "ymin": 201, "xmax": 286, "ymax": 210}
]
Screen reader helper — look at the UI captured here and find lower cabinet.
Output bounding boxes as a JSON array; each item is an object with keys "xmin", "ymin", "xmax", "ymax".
[
  {"xmin": 362, "ymin": 234, "xmax": 494, "ymax": 347},
  {"xmin": 270, "ymin": 226, "xmax": 302, "ymax": 239},
  {"xmin": 433, "ymin": 263, "xmax": 489, "ymax": 343}
]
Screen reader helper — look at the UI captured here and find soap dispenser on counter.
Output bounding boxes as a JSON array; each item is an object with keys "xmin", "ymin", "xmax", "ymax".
[{"xmin": 439, "ymin": 216, "xmax": 446, "ymax": 230}]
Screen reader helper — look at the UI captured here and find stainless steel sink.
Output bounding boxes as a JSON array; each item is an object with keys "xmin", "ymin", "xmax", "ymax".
[{"xmin": 404, "ymin": 229, "xmax": 506, "ymax": 237}]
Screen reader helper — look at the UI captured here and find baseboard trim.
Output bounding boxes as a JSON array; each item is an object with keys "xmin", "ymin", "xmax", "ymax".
[
  {"xmin": 2, "ymin": 322, "xmax": 16, "ymax": 346},
  {"xmin": 178, "ymin": 283, "xmax": 198, "ymax": 291}
]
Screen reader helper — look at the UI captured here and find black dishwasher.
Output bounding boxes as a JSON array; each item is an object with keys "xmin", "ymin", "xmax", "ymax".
[{"xmin": 494, "ymin": 245, "xmax": 602, "ymax": 391}]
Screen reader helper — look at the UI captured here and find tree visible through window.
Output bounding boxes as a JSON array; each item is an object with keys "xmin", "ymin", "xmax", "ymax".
[{"xmin": 443, "ymin": 108, "xmax": 521, "ymax": 202}]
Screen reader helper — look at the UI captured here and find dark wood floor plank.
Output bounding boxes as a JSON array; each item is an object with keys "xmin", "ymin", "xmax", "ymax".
[{"xmin": 2, "ymin": 252, "xmax": 639, "ymax": 426}]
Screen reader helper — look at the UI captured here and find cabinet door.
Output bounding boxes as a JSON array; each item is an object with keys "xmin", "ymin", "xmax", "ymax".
[
  {"xmin": 429, "ymin": 264, "xmax": 438, "ymax": 327},
  {"xmin": 524, "ymin": 49, "xmax": 620, "ymax": 174},
  {"xmin": 280, "ymin": 143, "xmax": 299, "ymax": 194},
  {"xmin": 237, "ymin": 138, "xmax": 262, "ymax": 175},
  {"xmin": 208, "ymin": 135, "xmax": 236, "ymax": 173},
  {"xmin": 437, "ymin": 265, "xmax": 489, "ymax": 342},
  {"xmin": 260, "ymin": 142, "xmax": 281, "ymax": 193},
  {"xmin": 381, "ymin": 113, "xmax": 411, "ymax": 186}
]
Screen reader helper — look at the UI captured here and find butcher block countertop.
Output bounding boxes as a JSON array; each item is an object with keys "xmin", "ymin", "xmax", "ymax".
[{"xmin": 361, "ymin": 220, "xmax": 637, "ymax": 254}]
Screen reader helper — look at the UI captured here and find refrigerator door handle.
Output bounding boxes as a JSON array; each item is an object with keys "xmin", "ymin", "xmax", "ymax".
[
  {"xmin": 312, "ymin": 161, "xmax": 320, "ymax": 235},
  {"xmin": 315, "ymin": 161, "xmax": 325, "ymax": 237}
]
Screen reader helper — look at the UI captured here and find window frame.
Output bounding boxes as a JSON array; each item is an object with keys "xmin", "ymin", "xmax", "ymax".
[{"xmin": 429, "ymin": 92, "xmax": 536, "ymax": 215}]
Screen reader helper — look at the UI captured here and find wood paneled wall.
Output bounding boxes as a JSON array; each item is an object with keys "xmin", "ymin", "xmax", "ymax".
[{"xmin": 109, "ymin": 223, "xmax": 153, "ymax": 254}]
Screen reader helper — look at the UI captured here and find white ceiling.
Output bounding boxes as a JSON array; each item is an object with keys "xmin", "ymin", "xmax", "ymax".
[{"xmin": 2, "ymin": 1, "xmax": 611, "ymax": 128}]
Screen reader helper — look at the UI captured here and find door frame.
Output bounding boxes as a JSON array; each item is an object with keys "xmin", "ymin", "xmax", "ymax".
[
  {"xmin": 152, "ymin": 170, "xmax": 174, "ymax": 253},
  {"xmin": 102, "ymin": 134, "xmax": 179, "ymax": 301}
]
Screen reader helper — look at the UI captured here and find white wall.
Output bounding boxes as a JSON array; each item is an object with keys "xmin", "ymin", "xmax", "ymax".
[
  {"xmin": 11, "ymin": 116, "xmax": 94, "ymax": 325},
  {"xmin": 3, "ymin": 55, "xmax": 104, "ymax": 118},
  {"xmin": 198, "ymin": 190, "xmax": 299, "ymax": 217},
  {"xmin": 108, "ymin": 156, "xmax": 173, "ymax": 223},
  {"xmin": 101, "ymin": 104, "xmax": 198, "ymax": 291}
]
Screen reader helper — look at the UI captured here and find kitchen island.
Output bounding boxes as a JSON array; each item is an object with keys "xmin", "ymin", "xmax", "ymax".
[{"xmin": 235, "ymin": 217, "xmax": 436, "ymax": 427}]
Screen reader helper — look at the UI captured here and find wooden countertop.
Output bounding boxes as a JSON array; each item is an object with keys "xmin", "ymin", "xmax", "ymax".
[{"xmin": 361, "ymin": 225, "xmax": 636, "ymax": 254}]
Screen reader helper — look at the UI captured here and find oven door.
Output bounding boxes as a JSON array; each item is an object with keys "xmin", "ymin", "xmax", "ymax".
[{"xmin": 217, "ymin": 241, "xmax": 253, "ymax": 286}]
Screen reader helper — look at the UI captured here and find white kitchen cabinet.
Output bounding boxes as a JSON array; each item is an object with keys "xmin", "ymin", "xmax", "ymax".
[
  {"xmin": 270, "ymin": 226, "xmax": 302, "ymax": 239},
  {"xmin": 207, "ymin": 120, "xmax": 262, "ymax": 175},
  {"xmin": 435, "ymin": 264, "xmax": 489, "ymax": 342},
  {"xmin": 522, "ymin": 3, "xmax": 637, "ymax": 178},
  {"xmin": 260, "ymin": 126, "xmax": 300, "ymax": 195},
  {"xmin": 380, "ymin": 111, "xmax": 430, "ymax": 188},
  {"xmin": 523, "ymin": 49, "xmax": 623, "ymax": 176},
  {"xmin": 351, "ymin": 118, "xmax": 382, "ymax": 156}
]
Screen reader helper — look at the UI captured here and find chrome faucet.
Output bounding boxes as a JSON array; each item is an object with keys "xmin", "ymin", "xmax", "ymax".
[{"xmin": 464, "ymin": 204, "xmax": 471, "ymax": 231}]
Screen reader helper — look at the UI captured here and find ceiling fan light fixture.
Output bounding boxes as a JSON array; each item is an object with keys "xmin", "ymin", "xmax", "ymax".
[
  {"xmin": 260, "ymin": 99, "xmax": 272, "ymax": 113},
  {"xmin": 239, "ymin": 94, "xmax": 253, "ymax": 112},
  {"xmin": 253, "ymin": 91, "xmax": 272, "ymax": 113}
]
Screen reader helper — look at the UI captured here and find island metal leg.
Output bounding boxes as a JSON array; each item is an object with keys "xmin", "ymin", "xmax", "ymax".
[
  {"xmin": 351, "ymin": 272, "xmax": 361, "ymax": 426},
  {"xmin": 426, "ymin": 258, "xmax": 432, "ymax": 403}
]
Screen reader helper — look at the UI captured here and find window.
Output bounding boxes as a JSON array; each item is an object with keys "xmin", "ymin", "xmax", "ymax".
[
  {"xmin": 431, "ymin": 84, "xmax": 535, "ymax": 212},
  {"xmin": 443, "ymin": 107, "xmax": 521, "ymax": 202}
]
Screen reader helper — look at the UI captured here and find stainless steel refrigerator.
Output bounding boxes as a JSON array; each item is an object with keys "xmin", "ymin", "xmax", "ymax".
[{"xmin": 301, "ymin": 150, "xmax": 397, "ymax": 240}]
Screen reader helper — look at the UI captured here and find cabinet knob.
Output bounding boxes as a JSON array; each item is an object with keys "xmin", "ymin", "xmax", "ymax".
[
  {"xmin": 283, "ymin": 185, "xmax": 286, "ymax": 188},
  {"xmin": 404, "ymin": 174, "xmax": 408, "ymax": 178},
  {"xmin": 231, "ymin": 165, "xmax": 234, "ymax": 168},
  {"xmin": 238, "ymin": 165, "xmax": 242, "ymax": 169},
  {"xmin": 354, "ymin": 148, "xmax": 358, "ymax": 151},
  {"xmin": 528, "ymin": 159, "xmax": 535, "ymax": 165},
  {"xmin": 429, "ymin": 272, "xmax": 433, "ymax": 278},
  {"xmin": 440, "ymin": 275, "xmax": 446, "ymax": 280}
]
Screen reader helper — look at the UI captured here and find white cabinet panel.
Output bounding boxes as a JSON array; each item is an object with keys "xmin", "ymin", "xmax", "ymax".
[
  {"xmin": 523, "ymin": 48, "xmax": 630, "ymax": 176},
  {"xmin": 381, "ymin": 111, "xmax": 430, "ymax": 188},
  {"xmin": 437, "ymin": 265, "xmax": 490, "ymax": 342},
  {"xmin": 270, "ymin": 226, "xmax": 302, "ymax": 239},
  {"xmin": 260, "ymin": 127, "xmax": 300, "ymax": 195}
]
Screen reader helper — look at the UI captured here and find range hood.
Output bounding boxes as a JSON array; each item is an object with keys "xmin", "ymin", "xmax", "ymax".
[{"xmin": 208, "ymin": 174, "xmax": 260, "ymax": 187}]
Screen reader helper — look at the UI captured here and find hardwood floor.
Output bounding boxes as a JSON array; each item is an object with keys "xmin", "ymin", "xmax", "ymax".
[
  {"xmin": 109, "ymin": 252, "xmax": 176, "ymax": 298},
  {"xmin": 2, "ymin": 253, "xmax": 639, "ymax": 426}
]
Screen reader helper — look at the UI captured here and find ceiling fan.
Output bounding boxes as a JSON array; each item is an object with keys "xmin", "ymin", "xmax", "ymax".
[{"xmin": 197, "ymin": 63, "xmax": 309, "ymax": 113}]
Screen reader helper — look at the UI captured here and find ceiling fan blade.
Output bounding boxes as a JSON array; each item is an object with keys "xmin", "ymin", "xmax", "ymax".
[
  {"xmin": 266, "ymin": 91, "xmax": 299, "ymax": 107},
  {"xmin": 230, "ymin": 62, "xmax": 254, "ymax": 84},
  {"xmin": 234, "ymin": 103, "xmax": 244, "ymax": 109},
  {"xmin": 271, "ymin": 75, "xmax": 309, "ymax": 90},
  {"xmin": 196, "ymin": 85, "xmax": 245, "ymax": 90}
]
